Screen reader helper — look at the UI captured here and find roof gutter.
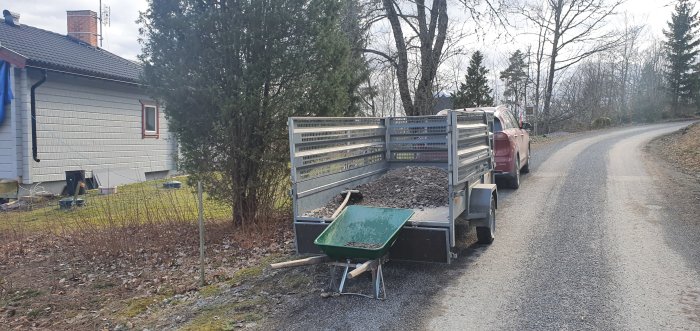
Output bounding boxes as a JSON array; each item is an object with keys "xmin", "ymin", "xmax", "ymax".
[
  {"xmin": 30, "ymin": 69, "xmax": 46, "ymax": 162},
  {"xmin": 25, "ymin": 64, "xmax": 141, "ymax": 86}
]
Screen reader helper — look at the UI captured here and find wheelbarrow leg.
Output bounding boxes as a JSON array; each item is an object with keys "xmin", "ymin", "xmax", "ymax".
[
  {"xmin": 338, "ymin": 259, "xmax": 351, "ymax": 293},
  {"xmin": 373, "ymin": 263, "xmax": 386, "ymax": 300},
  {"xmin": 380, "ymin": 264, "xmax": 386, "ymax": 299},
  {"xmin": 330, "ymin": 265, "xmax": 338, "ymax": 291}
]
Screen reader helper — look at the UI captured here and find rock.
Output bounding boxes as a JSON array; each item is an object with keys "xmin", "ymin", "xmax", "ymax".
[{"xmin": 305, "ymin": 166, "xmax": 449, "ymax": 217}]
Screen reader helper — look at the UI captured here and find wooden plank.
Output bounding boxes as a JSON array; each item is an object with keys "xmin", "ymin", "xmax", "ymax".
[
  {"xmin": 347, "ymin": 260, "xmax": 378, "ymax": 279},
  {"xmin": 270, "ymin": 255, "xmax": 331, "ymax": 269}
]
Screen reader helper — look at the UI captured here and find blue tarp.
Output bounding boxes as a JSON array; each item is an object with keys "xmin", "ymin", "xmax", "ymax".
[{"xmin": 0, "ymin": 60, "xmax": 14, "ymax": 126}]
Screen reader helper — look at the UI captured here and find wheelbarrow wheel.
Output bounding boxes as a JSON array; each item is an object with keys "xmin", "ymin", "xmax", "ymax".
[{"xmin": 476, "ymin": 199, "xmax": 495, "ymax": 244}]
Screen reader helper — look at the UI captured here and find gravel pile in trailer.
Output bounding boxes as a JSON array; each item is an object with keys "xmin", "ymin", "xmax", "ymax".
[{"xmin": 305, "ymin": 166, "xmax": 448, "ymax": 218}]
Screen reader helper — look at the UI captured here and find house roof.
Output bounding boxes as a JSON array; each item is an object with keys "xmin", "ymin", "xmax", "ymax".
[{"xmin": 0, "ymin": 21, "xmax": 141, "ymax": 83}]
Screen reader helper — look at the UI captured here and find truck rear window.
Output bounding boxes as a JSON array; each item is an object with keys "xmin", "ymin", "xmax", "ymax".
[{"xmin": 493, "ymin": 118, "xmax": 503, "ymax": 132}]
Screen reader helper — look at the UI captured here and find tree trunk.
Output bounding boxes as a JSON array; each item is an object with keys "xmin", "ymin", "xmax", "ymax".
[
  {"xmin": 380, "ymin": 0, "xmax": 447, "ymax": 116},
  {"xmin": 542, "ymin": 0, "xmax": 563, "ymax": 133},
  {"xmin": 382, "ymin": 0, "xmax": 414, "ymax": 115}
]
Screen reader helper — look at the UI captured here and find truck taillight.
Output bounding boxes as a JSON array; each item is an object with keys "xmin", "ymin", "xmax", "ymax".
[{"xmin": 493, "ymin": 132, "xmax": 510, "ymax": 156}]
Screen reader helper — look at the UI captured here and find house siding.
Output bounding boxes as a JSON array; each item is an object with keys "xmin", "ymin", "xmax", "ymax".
[{"xmin": 29, "ymin": 70, "xmax": 177, "ymax": 184}]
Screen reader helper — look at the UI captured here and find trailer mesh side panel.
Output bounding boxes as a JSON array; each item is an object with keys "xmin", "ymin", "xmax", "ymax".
[
  {"xmin": 387, "ymin": 116, "xmax": 448, "ymax": 162},
  {"xmin": 452, "ymin": 113, "xmax": 493, "ymax": 185},
  {"xmin": 289, "ymin": 117, "xmax": 388, "ymax": 213}
]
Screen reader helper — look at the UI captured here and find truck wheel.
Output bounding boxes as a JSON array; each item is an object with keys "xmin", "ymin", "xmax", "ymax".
[
  {"xmin": 521, "ymin": 146, "xmax": 531, "ymax": 174},
  {"xmin": 476, "ymin": 199, "xmax": 496, "ymax": 244},
  {"xmin": 510, "ymin": 157, "xmax": 520, "ymax": 189}
]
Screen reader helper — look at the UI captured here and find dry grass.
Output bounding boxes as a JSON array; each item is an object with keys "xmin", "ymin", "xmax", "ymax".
[
  {"xmin": 652, "ymin": 122, "xmax": 700, "ymax": 175},
  {"xmin": 0, "ymin": 175, "xmax": 294, "ymax": 329},
  {"xmin": 0, "ymin": 215, "xmax": 293, "ymax": 330},
  {"xmin": 0, "ymin": 176, "xmax": 232, "ymax": 235}
]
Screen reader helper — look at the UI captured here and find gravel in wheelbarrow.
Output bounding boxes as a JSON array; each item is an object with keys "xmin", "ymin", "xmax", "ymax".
[{"xmin": 344, "ymin": 242, "xmax": 382, "ymax": 249}]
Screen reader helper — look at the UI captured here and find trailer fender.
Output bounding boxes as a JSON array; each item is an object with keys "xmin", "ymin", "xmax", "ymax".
[{"xmin": 467, "ymin": 183, "xmax": 497, "ymax": 224}]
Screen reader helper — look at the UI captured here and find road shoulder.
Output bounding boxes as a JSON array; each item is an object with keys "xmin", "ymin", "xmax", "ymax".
[{"xmin": 645, "ymin": 122, "xmax": 700, "ymax": 269}]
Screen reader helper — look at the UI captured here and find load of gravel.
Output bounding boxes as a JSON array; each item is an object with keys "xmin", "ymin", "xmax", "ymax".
[{"xmin": 304, "ymin": 166, "xmax": 449, "ymax": 218}]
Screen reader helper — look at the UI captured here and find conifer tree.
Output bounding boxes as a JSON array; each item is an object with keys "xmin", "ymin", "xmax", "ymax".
[
  {"xmin": 663, "ymin": 0, "xmax": 700, "ymax": 111},
  {"xmin": 139, "ymin": 0, "xmax": 359, "ymax": 226},
  {"xmin": 500, "ymin": 50, "xmax": 528, "ymax": 111},
  {"xmin": 453, "ymin": 51, "xmax": 494, "ymax": 108}
]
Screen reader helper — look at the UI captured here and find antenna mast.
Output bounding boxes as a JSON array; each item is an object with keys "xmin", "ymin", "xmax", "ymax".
[{"xmin": 98, "ymin": 0, "xmax": 111, "ymax": 47}]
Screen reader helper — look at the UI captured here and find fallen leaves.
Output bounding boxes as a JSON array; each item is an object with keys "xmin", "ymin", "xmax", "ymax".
[{"xmin": 652, "ymin": 122, "xmax": 700, "ymax": 176}]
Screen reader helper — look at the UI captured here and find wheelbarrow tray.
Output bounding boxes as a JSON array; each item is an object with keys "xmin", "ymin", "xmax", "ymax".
[{"xmin": 314, "ymin": 205, "xmax": 414, "ymax": 260}]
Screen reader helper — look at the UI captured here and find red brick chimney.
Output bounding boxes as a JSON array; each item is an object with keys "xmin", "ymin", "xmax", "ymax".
[{"xmin": 66, "ymin": 10, "xmax": 98, "ymax": 47}]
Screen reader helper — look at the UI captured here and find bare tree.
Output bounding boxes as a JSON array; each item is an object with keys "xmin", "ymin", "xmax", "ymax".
[
  {"xmin": 380, "ymin": 0, "xmax": 448, "ymax": 115},
  {"xmin": 617, "ymin": 16, "xmax": 644, "ymax": 121},
  {"xmin": 521, "ymin": 0, "xmax": 624, "ymax": 132},
  {"xmin": 363, "ymin": 0, "xmax": 507, "ymax": 116}
]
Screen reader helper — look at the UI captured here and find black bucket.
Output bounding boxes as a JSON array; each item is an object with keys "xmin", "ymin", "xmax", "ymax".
[{"xmin": 65, "ymin": 170, "xmax": 86, "ymax": 196}]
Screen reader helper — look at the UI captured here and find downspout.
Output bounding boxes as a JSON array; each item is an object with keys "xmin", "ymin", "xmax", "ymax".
[{"xmin": 30, "ymin": 70, "xmax": 46, "ymax": 162}]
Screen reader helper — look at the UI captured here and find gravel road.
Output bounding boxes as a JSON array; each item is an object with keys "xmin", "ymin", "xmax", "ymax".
[{"xmin": 264, "ymin": 122, "xmax": 700, "ymax": 330}]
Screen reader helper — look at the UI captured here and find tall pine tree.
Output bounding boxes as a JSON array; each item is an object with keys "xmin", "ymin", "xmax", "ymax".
[
  {"xmin": 663, "ymin": 0, "xmax": 700, "ymax": 112},
  {"xmin": 453, "ymin": 51, "xmax": 494, "ymax": 108},
  {"xmin": 500, "ymin": 50, "xmax": 528, "ymax": 112}
]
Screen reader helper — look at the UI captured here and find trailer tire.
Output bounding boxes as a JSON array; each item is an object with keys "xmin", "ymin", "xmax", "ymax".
[
  {"xmin": 476, "ymin": 199, "xmax": 496, "ymax": 244},
  {"xmin": 510, "ymin": 157, "xmax": 521, "ymax": 189},
  {"xmin": 521, "ymin": 145, "xmax": 531, "ymax": 174}
]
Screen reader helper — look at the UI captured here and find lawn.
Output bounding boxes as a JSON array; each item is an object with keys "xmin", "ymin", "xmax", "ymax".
[{"xmin": 1, "ymin": 176, "xmax": 232, "ymax": 233}]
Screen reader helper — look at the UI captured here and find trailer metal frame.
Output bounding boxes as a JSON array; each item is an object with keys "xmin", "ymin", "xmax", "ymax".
[{"xmin": 288, "ymin": 110, "xmax": 496, "ymax": 264}]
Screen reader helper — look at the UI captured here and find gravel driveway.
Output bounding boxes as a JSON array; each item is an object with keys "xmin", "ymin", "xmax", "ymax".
[{"xmin": 263, "ymin": 121, "xmax": 700, "ymax": 330}]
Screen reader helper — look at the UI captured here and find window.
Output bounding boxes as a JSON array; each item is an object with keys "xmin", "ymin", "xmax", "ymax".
[
  {"xmin": 140, "ymin": 101, "xmax": 159, "ymax": 138},
  {"xmin": 145, "ymin": 106, "xmax": 156, "ymax": 132},
  {"xmin": 493, "ymin": 118, "xmax": 503, "ymax": 132}
]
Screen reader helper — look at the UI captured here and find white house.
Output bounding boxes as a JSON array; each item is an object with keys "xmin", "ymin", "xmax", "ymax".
[{"xmin": 0, "ymin": 9, "xmax": 177, "ymax": 195}]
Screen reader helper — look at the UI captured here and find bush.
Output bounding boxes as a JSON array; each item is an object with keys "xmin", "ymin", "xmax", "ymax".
[{"xmin": 591, "ymin": 117, "xmax": 612, "ymax": 129}]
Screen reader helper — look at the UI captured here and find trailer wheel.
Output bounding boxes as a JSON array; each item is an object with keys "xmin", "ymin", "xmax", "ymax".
[
  {"xmin": 476, "ymin": 199, "xmax": 495, "ymax": 244},
  {"xmin": 510, "ymin": 157, "xmax": 521, "ymax": 189},
  {"xmin": 521, "ymin": 145, "xmax": 531, "ymax": 174}
]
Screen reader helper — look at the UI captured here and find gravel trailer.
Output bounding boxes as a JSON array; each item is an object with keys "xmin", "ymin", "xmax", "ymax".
[{"xmin": 288, "ymin": 110, "xmax": 497, "ymax": 264}]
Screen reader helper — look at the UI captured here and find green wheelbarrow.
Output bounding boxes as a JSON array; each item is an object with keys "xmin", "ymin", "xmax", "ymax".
[
  {"xmin": 271, "ymin": 205, "xmax": 414, "ymax": 299},
  {"xmin": 314, "ymin": 205, "xmax": 414, "ymax": 260}
]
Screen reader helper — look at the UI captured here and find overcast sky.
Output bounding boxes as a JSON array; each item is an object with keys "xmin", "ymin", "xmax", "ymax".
[
  {"xmin": 3, "ymin": 0, "xmax": 678, "ymax": 62},
  {"xmin": 4, "ymin": 0, "xmax": 147, "ymax": 60}
]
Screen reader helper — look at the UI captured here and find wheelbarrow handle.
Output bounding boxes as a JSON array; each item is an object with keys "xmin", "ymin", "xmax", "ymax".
[
  {"xmin": 347, "ymin": 259, "xmax": 379, "ymax": 279},
  {"xmin": 270, "ymin": 255, "xmax": 330, "ymax": 269},
  {"xmin": 331, "ymin": 190, "xmax": 360, "ymax": 219}
]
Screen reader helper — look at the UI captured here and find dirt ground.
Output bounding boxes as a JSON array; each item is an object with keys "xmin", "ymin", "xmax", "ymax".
[
  {"xmin": 646, "ymin": 121, "xmax": 700, "ymax": 230},
  {"xmin": 649, "ymin": 122, "xmax": 700, "ymax": 177},
  {"xmin": 0, "ymin": 219, "xmax": 301, "ymax": 330}
]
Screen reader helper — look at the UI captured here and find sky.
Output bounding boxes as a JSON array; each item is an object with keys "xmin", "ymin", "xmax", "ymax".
[
  {"xmin": 2, "ymin": 0, "xmax": 678, "ymax": 62},
  {"xmin": 3, "ymin": 0, "xmax": 148, "ymax": 60}
]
